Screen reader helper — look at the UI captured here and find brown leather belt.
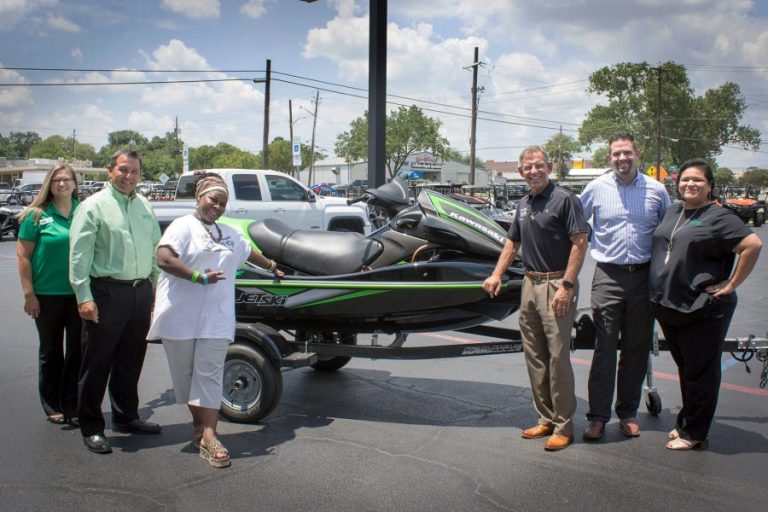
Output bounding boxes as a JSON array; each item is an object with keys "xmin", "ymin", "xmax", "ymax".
[
  {"xmin": 525, "ymin": 270, "xmax": 566, "ymax": 280},
  {"xmin": 92, "ymin": 276, "xmax": 149, "ymax": 287}
]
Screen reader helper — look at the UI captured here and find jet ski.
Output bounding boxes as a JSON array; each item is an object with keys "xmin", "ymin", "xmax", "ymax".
[{"xmin": 216, "ymin": 176, "xmax": 524, "ymax": 422}]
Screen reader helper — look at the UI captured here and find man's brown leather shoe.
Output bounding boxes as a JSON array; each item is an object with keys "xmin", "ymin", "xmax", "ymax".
[
  {"xmin": 521, "ymin": 424, "xmax": 554, "ymax": 439},
  {"xmin": 583, "ymin": 420, "xmax": 605, "ymax": 441},
  {"xmin": 620, "ymin": 418, "xmax": 640, "ymax": 437},
  {"xmin": 544, "ymin": 433, "xmax": 574, "ymax": 451}
]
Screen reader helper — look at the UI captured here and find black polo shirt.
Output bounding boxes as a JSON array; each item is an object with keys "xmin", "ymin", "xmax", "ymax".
[
  {"xmin": 508, "ymin": 181, "xmax": 588, "ymax": 273},
  {"xmin": 649, "ymin": 202, "xmax": 752, "ymax": 312}
]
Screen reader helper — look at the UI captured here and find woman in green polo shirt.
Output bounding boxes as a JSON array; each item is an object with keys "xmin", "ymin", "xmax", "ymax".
[{"xmin": 16, "ymin": 164, "xmax": 82, "ymax": 425}]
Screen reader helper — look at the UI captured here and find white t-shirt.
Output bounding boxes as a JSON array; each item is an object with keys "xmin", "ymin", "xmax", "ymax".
[{"xmin": 147, "ymin": 214, "xmax": 251, "ymax": 341}]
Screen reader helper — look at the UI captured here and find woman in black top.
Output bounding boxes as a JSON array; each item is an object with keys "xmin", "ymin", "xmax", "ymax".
[{"xmin": 649, "ymin": 158, "xmax": 762, "ymax": 450}]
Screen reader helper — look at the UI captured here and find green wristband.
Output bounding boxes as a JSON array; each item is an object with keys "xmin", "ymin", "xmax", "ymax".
[{"xmin": 191, "ymin": 271, "xmax": 200, "ymax": 284}]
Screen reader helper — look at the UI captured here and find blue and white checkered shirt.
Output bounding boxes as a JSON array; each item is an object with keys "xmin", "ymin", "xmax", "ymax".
[{"xmin": 579, "ymin": 171, "xmax": 671, "ymax": 264}]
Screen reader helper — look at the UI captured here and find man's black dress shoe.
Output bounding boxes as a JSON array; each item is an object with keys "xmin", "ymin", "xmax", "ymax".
[
  {"xmin": 112, "ymin": 419, "xmax": 162, "ymax": 434},
  {"xmin": 84, "ymin": 434, "xmax": 112, "ymax": 454}
]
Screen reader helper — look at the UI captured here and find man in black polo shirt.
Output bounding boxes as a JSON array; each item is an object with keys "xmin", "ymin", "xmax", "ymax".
[{"xmin": 484, "ymin": 145, "xmax": 588, "ymax": 451}]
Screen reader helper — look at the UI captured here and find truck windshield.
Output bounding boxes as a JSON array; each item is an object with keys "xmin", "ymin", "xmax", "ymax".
[{"xmin": 176, "ymin": 175, "xmax": 198, "ymax": 199}]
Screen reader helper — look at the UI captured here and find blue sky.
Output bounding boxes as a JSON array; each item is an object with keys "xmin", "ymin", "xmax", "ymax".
[{"xmin": 1, "ymin": 0, "xmax": 767, "ymax": 169}]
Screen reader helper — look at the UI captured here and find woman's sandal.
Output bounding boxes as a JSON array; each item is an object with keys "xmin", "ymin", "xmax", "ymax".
[
  {"xmin": 665, "ymin": 437, "xmax": 709, "ymax": 450},
  {"xmin": 46, "ymin": 414, "xmax": 66, "ymax": 425},
  {"xmin": 192, "ymin": 425, "xmax": 203, "ymax": 449},
  {"xmin": 200, "ymin": 438, "xmax": 231, "ymax": 468}
]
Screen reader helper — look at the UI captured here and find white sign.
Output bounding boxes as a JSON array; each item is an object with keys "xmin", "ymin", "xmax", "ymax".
[
  {"xmin": 159, "ymin": 173, "xmax": 169, "ymax": 185},
  {"xmin": 182, "ymin": 144, "xmax": 189, "ymax": 174},
  {"xmin": 292, "ymin": 136, "xmax": 301, "ymax": 167}
]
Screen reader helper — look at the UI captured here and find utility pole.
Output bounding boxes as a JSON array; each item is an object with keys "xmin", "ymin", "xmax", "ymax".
[
  {"xmin": 288, "ymin": 99, "xmax": 295, "ymax": 177},
  {"xmin": 174, "ymin": 116, "xmax": 181, "ymax": 175},
  {"xmin": 558, "ymin": 125, "xmax": 564, "ymax": 182},
  {"xmin": 308, "ymin": 90, "xmax": 320, "ymax": 185},
  {"xmin": 72, "ymin": 129, "xmax": 76, "ymax": 159},
  {"xmin": 263, "ymin": 58, "xmax": 272, "ymax": 169},
  {"xmin": 288, "ymin": 100, "xmax": 294, "ymax": 157},
  {"xmin": 655, "ymin": 65, "xmax": 662, "ymax": 182},
  {"xmin": 465, "ymin": 46, "xmax": 483, "ymax": 185}
]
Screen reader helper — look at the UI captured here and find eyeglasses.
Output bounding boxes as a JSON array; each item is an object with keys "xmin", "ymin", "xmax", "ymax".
[{"xmin": 52, "ymin": 178, "xmax": 74, "ymax": 184}]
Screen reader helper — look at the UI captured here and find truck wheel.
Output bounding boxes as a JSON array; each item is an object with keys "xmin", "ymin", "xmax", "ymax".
[
  {"xmin": 754, "ymin": 212, "xmax": 764, "ymax": 227},
  {"xmin": 221, "ymin": 342, "xmax": 283, "ymax": 423},
  {"xmin": 310, "ymin": 333, "xmax": 357, "ymax": 372}
]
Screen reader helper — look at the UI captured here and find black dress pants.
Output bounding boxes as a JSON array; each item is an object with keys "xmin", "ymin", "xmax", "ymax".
[
  {"xmin": 587, "ymin": 264, "xmax": 654, "ymax": 422},
  {"xmin": 78, "ymin": 279, "xmax": 153, "ymax": 437},
  {"xmin": 34, "ymin": 294, "xmax": 82, "ymax": 418},
  {"xmin": 650, "ymin": 298, "xmax": 736, "ymax": 442}
]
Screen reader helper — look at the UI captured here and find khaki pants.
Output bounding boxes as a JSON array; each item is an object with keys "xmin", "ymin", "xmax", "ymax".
[{"xmin": 518, "ymin": 276, "xmax": 578, "ymax": 435}]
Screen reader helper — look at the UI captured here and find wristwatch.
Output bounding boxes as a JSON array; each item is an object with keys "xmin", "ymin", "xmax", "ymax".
[{"xmin": 561, "ymin": 279, "xmax": 575, "ymax": 290}]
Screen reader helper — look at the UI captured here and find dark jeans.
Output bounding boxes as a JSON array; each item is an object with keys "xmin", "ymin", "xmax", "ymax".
[
  {"xmin": 587, "ymin": 263, "xmax": 654, "ymax": 423},
  {"xmin": 650, "ymin": 298, "xmax": 735, "ymax": 441},
  {"xmin": 34, "ymin": 294, "xmax": 82, "ymax": 418},
  {"xmin": 78, "ymin": 279, "xmax": 153, "ymax": 437}
]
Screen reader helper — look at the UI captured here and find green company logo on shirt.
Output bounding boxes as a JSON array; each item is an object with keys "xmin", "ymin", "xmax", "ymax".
[{"xmin": 691, "ymin": 219, "xmax": 703, "ymax": 227}]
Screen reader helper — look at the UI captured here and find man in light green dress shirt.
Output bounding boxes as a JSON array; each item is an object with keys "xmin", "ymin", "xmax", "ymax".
[{"xmin": 69, "ymin": 149, "xmax": 162, "ymax": 454}]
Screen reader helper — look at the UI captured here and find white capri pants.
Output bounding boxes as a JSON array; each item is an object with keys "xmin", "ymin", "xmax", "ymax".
[{"xmin": 162, "ymin": 338, "xmax": 231, "ymax": 410}]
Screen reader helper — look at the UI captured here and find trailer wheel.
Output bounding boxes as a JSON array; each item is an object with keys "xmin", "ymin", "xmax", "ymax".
[
  {"xmin": 310, "ymin": 333, "xmax": 357, "ymax": 372},
  {"xmin": 221, "ymin": 343, "xmax": 283, "ymax": 423},
  {"xmin": 645, "ymin": 390, "xmax": 662, "ymax": 416}
]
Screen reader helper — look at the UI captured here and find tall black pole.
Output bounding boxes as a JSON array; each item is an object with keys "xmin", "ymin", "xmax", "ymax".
[
  {"xmin": 368, "ymin": 0, "xmax": 387, "ymax": 187},
  {"xmin": 263, "ymin": 58, "xmax": 271, "ymax": 169}
]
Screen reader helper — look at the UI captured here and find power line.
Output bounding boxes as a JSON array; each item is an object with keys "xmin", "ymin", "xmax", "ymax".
[{"xmin": 0, "ymin": 77, "xmax": 257, "ymax": 86}]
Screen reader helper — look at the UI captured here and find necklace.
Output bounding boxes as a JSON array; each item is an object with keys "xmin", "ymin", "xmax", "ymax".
[
  {"xmin": 195, "ymin": 213, "xmax": 222, "ymax": 243},
  {"xmin": 665, "ymin": 206, "xmax": 702, "ymax": 264}
]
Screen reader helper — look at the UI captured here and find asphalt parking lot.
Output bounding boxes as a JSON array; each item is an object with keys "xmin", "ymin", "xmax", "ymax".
[{"xmin": 0, "ymin": 228, "xmax": 766, "ymax": 512}]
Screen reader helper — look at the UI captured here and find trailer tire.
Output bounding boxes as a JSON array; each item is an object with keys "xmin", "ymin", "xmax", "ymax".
[
  {"xmin": 310, "ymin": 333, "xmax": 357, "ymax": 372},
  {"xmin": 645, "ymin": 390, "xmax": 662, "ymax": 417},
  {"xmin": 754, "ymin": 211, "xmax": 764, "ymax": 227},
  {"xmin": 220, "ymin": 343, "xmax": 283, "ymax": 423}
]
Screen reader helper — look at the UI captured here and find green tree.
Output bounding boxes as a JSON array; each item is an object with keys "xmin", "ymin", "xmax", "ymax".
[
  {"xmin": 335, "ymin": 105, "xmax": 450, "ymax": 179},
  {"xmin": 713, "ymin": 167, "xmax": 736, "ymax": 185},
  {"xmin": 444, "ymin": 148, "xmax": 485, "ymax": 170},
  {"xmin": 739, "ymin": 168, "xmax": 768, "ymax": 187},
  {"xmin": 0, "ymin": 132, "xmax": 10, "ymax": 156},
  {"xmin": 190, "ymin": 142, "xmax": 259, "ymax": 171},
  {"xmin": 591, "ymin": 146, "xmax": 610, "ymax": 167},
  {"xmin": 579, "ymin": 61, "xmax": 761, "ymax": 168},
  {"xmin": 30, "ymin": 135, "xmax": 97, "ymax": 162},
  {"xmin": 254, "ymin": 137, "xmax": 324, "ymax": 174},
  {"xmin": 7, "ymin": 131, "xmax": 42, "ymax": 158},
  {"xmin": 544, "ymin": 133, "xmax": 580, "ymax": 180}
]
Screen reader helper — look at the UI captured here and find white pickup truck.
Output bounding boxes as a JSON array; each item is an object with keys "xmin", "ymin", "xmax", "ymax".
[{"xmin": 151, "ymin": 169, "xmax": 372, "ymax": 234}]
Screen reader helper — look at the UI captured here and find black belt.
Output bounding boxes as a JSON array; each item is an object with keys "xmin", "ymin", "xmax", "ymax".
[
  {"xmin": 92, "ymin": 276, "xmax": 149, "ymax": 287},
  {"xmin": 597, "ymin": 261, "xmax": 650, "ymax": 272}
]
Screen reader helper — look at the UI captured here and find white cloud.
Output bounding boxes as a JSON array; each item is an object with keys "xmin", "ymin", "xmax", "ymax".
[
  {"xmin": 70, "ymin": 48, "xmax": 83, "ymax": 61},
  {"xmin": 0, "ymin": 0, "xmax": 57, "ymax": 31},
  {"xmin": 141, "ymin": 38, "xmax": 212, "ymax": 71},
  {"xmin": 240, "ymin": 0, "xmax": 273, "ymax": 19},
  {"xmin": 0, "ymin": 67, "xmax": 33, "ymax": 109},
  {"xmin": 160, "ymin": 0, "xmax": 220, "ymax": 19},
  {"xmin": 45, "ymin": 12, "xmax": 81, "ymax": 32}
]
